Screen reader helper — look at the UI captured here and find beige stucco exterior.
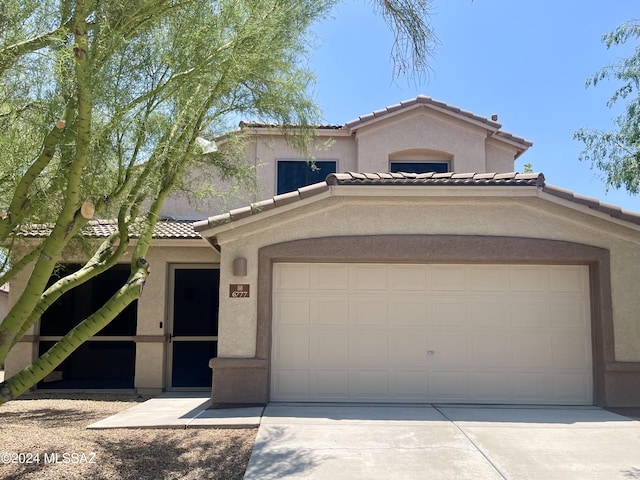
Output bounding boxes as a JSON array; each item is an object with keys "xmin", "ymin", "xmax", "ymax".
[
  {"xmin": 160, "ymin": 96, "xmax": 530, "ymax": 220},
  {"xmin": 199, "ymin": 183, "xmax": 640, "ymax": 406}
]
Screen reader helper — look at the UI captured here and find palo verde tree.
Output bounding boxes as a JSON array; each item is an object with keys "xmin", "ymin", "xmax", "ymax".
[
  {"xmin": 575, "ymin": 20, "xmax": 640, "ymax": 193},
  {"xmin": 0, "ymin": 0, "xmax": 437, "ymax": 404}
]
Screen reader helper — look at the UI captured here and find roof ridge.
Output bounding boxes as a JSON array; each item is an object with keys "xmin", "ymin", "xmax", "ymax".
[{"xmin": 326, "ymin": 171, "xmax": 545, "ymax": 186}]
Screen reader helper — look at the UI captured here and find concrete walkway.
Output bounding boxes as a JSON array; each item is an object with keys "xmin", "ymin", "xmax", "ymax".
[
  {"xmin": 86, "ymin": 392, "xmax": 264, "ymax": 429},
  {"xmin": 87, "ymin": 396, "xmax": 640, "ymax": 479},
  {"xmin": 244, "ymin": 404, "xmax": 640, "ymax": 480}
]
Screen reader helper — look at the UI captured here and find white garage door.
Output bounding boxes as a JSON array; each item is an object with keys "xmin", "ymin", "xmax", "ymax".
[{"xmin": 271, "ymin": 263, "xmax": 593, "ymax": 404}]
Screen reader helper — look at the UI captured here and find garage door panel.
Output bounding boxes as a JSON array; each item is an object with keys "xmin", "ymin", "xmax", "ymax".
[
  {"xmin": 512, "ymin": 335, "xmax": 553, "ymax": 368},
  {"xmin": 429, "ymin": 334, "xmax": 469, "ymax": 366},
  {"xmin": 472, "ymin": 334, "xmax": 513, "ymax": 367},
  {"xmin": 273, "ymin": 370, "xmax": 309, "ymax": 399},
  {"xmin": 393, "ymin": 371, "xmax": 429, "ymax": 398},
  {"xmin": 313, "ymin": 264, "xmax": 350, "ymax": 290},
  {"xmin": 276, "ymin": 264, "xmax": 310, "ymax": 290},
  {"xmin": 472, "ymin": 299, "xmax": 510, "ymax": 327},
  {"xmin": 310, "ymin": 334, "xmax": 349, "ymax": 365},
  {"xmin": 470, "ymin": 372, "xmax": 513, "ymax": 400},
  {"xmin": 512, "ymin": 372, "xmax": 553, "ymax": 401},
  {"xmin": 275, "ymin": 298, "xmax": 310, "ymax": 325},
  {"xmin": 272, "ymin": 263, "xmax": 592, "ymax": 404},
  {"xmin": 388, "ymin": 298, "xmax": 428, "ymax": 326},
  {"xmin": 551, "ymin": 336, "xmax": 591, "ymax": 368},
  {"xmin": 553, "ymin": 373, "xmax": 591, "ymax": 402},
  {"xmin": 311, "ymin": 298, "xmax": 349, "ymax": 325},
  {"xmin": 549, "ymin": 266, "xmax": 588, "ymax": 293},
  {"xmin": 351, "ymin": 298, "xmax": 388, "ymax": 325},
  {"xmin": 431, "ymin": 371, "xmax": 469, "ymax": 400},
  {"xmin": 352, "ymin": 335, "xmax": 388, "ymax": 363},
  {"xmin": 389, "ymin": 265, "xmax": 427, "ymax": 291},
  {"xmin": 314, "ymin": 370, "xmax": 349, "ymax": 399},
  {"xmin": 352, "ymin": 370, "xmax": 389, "ymax": 398},
  {"xmin": 430, "ymin": 265, "xmax": 466, "ymax": 291},
  {"xmin": 351, "ymin": 265, "xmax": 388, "ymax": 290},
  {"xmin": 272, "ymin": 333, "xmax": 309, "ymax": 365},
  {"xmin": 510, "ymin": 267, "xmax": 548, "ymax": 292},
  {"xmin": 430, "ymin": 300, "xmax": 469, "ymax": 326},
  {"xmin": 511, "ymin": 300, "xmax": 550, "ymax": 327},
  {"xmin": 550, "ymin": 300, "xmax": 588, "ymax": 328},
  {"xmin": 389, "ymin": 335, "xmax": 428, "ymax": 364},
  {"xmin": 471, "ymin": 266, "xmax": 508, "ymax": 292}
]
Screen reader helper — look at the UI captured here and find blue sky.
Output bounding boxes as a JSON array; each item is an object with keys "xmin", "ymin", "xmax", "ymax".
[{"xmin": 310, "ymin": 0, "xmax": 639, "ymax": 212}]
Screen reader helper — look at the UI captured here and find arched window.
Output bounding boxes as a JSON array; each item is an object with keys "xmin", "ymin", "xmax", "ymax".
[{"xmin": 389, "ymin": 149, "xmax": 453, "ymax": 173}]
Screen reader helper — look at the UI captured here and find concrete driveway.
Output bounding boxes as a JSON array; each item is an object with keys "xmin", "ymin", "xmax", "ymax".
[{"xmin": 244, "ymin": 404, "xmax": 640, "ymax": 480}]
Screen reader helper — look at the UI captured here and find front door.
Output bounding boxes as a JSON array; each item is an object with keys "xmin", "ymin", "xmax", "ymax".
[{"xmin": 168, "ymin": 265, "xmax": 219, "ymax": 390}]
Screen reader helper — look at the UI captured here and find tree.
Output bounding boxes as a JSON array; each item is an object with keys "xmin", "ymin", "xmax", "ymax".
[
  {"xmin": 574, "ymin": 20, "xmax": 640, "ymax": 193},
  {"xmin": 0, "ymin": 0, "xmax": 437, "ymax": 404}
]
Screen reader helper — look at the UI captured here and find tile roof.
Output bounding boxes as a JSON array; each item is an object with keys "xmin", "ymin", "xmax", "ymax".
[
  {"xmin": 237, "ymin": 96, "xmax": 532, "ymax": 150},
  {"xmin": 326, "ymin": 171, "xmax": 545, "ymax": 186},
  {"xmin": 542, "ymin": 184, "xmax": 640, "ymax": 225},
  {"xmin": 239, "ymin": 121, "xmax": 344, "ymax": 130},
  {"xmin": 20, "ymin": 219, "xmax": 200, "ymax": 239},
  {"xmin": 194, "ymin": 171, "xmax": 640, "ymax": 232},
  {"xmin": 344, "ymin": 95, "xmax": 533, "ymax": 149}
]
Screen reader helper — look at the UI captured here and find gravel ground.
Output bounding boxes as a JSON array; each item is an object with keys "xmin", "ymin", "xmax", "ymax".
[{"xmin": 0, "ymin": 392, "xmax": 256, "ymax": 480}]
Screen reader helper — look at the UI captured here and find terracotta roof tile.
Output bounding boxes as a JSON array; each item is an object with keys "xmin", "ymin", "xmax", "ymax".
[
  {"xmin": 194, "ymin": 171, "xmax": 640, "ymax": 233},
  {"xmin": 298, "ymin": 182, "xmax": 330, "ymax": 199},
  {"xmin": 346, "ymin": 95, "xmax": 504, "ymax": 131},
  {"xmin": 542, "ymin": 185, "xmax": 640, "ymax": 225},
  {"xmin": 240, "ymin": 96, "xmax": 532, "ymax": 150},
  {"xmin": 325, "ymin": 171, "xmax": 545, "ymax": 187},
  {"xmin": 20, "ymin": 219, "xmax": 200, "ymax": 239},
  {"xmin": 239, "ymin": 121, "xmax": 344, "ymax": 130}
]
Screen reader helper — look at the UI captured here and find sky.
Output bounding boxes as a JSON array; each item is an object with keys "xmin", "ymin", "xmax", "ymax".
[{"xmin": 309, "ymin": 0, "xmax": 639, "ymax": 212}]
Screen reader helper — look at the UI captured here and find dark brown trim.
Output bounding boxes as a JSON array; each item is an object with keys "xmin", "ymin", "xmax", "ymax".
[{"xmin": 215, "ymin": 234, "xmax": 630, "ymax": 406}]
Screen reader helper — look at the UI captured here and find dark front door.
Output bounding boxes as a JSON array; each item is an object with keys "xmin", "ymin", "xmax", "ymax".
[{"xmin": 168, "ymin": 266, "xmax": 219, "ymax": 389}]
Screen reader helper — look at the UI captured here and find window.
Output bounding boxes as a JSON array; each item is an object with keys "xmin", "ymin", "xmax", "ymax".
[
  {"xmin": 389, "ymin": 161, "xmax": 449, "ymax": 174},
  {"xmin": 38, "ymin": 264, "xmax": 138, "ymax": 389},
  {"xmin": 277, "ymin": 159, "xmax": 337, "ymax": 195}
]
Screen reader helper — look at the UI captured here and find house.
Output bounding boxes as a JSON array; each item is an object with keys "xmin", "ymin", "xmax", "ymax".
[{"xmin": 4, "ymin": 95, "xmax": 640, "ymax": 406}]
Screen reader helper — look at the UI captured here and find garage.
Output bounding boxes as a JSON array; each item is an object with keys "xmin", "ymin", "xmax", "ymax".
[{"xmin": 271, "ymin": 262, "xmax": 593, "ymax": 404}]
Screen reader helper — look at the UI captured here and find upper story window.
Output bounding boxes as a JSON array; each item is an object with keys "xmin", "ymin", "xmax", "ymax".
[
  {"xmin": 276, "ymin": 159, "xmax": 337, "ymax": 195},
  {"xmin": 389, "ymin": 149, "xmax": 452, "ymax": 174},
  {"xmin": 389, "ymin": 161, "xmax": 449, "ymax": 174}
]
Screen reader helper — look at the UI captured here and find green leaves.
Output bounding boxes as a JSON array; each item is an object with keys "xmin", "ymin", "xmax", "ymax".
[{"xmin": 576, "ymin": 20, "xmax": 640, "ymax": 195}]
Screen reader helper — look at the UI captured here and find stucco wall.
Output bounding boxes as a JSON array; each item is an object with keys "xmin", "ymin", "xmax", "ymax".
[
  {"xmin": 485, "ymin": 138, "xmax": 520, "ymax": 173},
  {"xmin": 253, "ymin": 134, "xmax": 357, "ymax": 198},
  {"xmin": 353, "ymin": 110, "xmax": 489, "ymax": 173},
  {"xmin": 211, "ymin": 189, "xmax": 640, "ymax": 363},
  {"xmin": 161, "ymin": 108, "xmax": 526, "ymax": 222}
]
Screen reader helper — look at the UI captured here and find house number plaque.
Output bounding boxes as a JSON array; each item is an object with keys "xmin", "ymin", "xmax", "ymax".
[{"xmin": 229, "ymin": 284, "xmax": 250, "ymax": 298}]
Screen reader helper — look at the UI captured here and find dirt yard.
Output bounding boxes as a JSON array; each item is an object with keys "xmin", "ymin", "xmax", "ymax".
[{"xmin": 0, "ymin": 392, "xmax": 256, "ymax": 480}]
